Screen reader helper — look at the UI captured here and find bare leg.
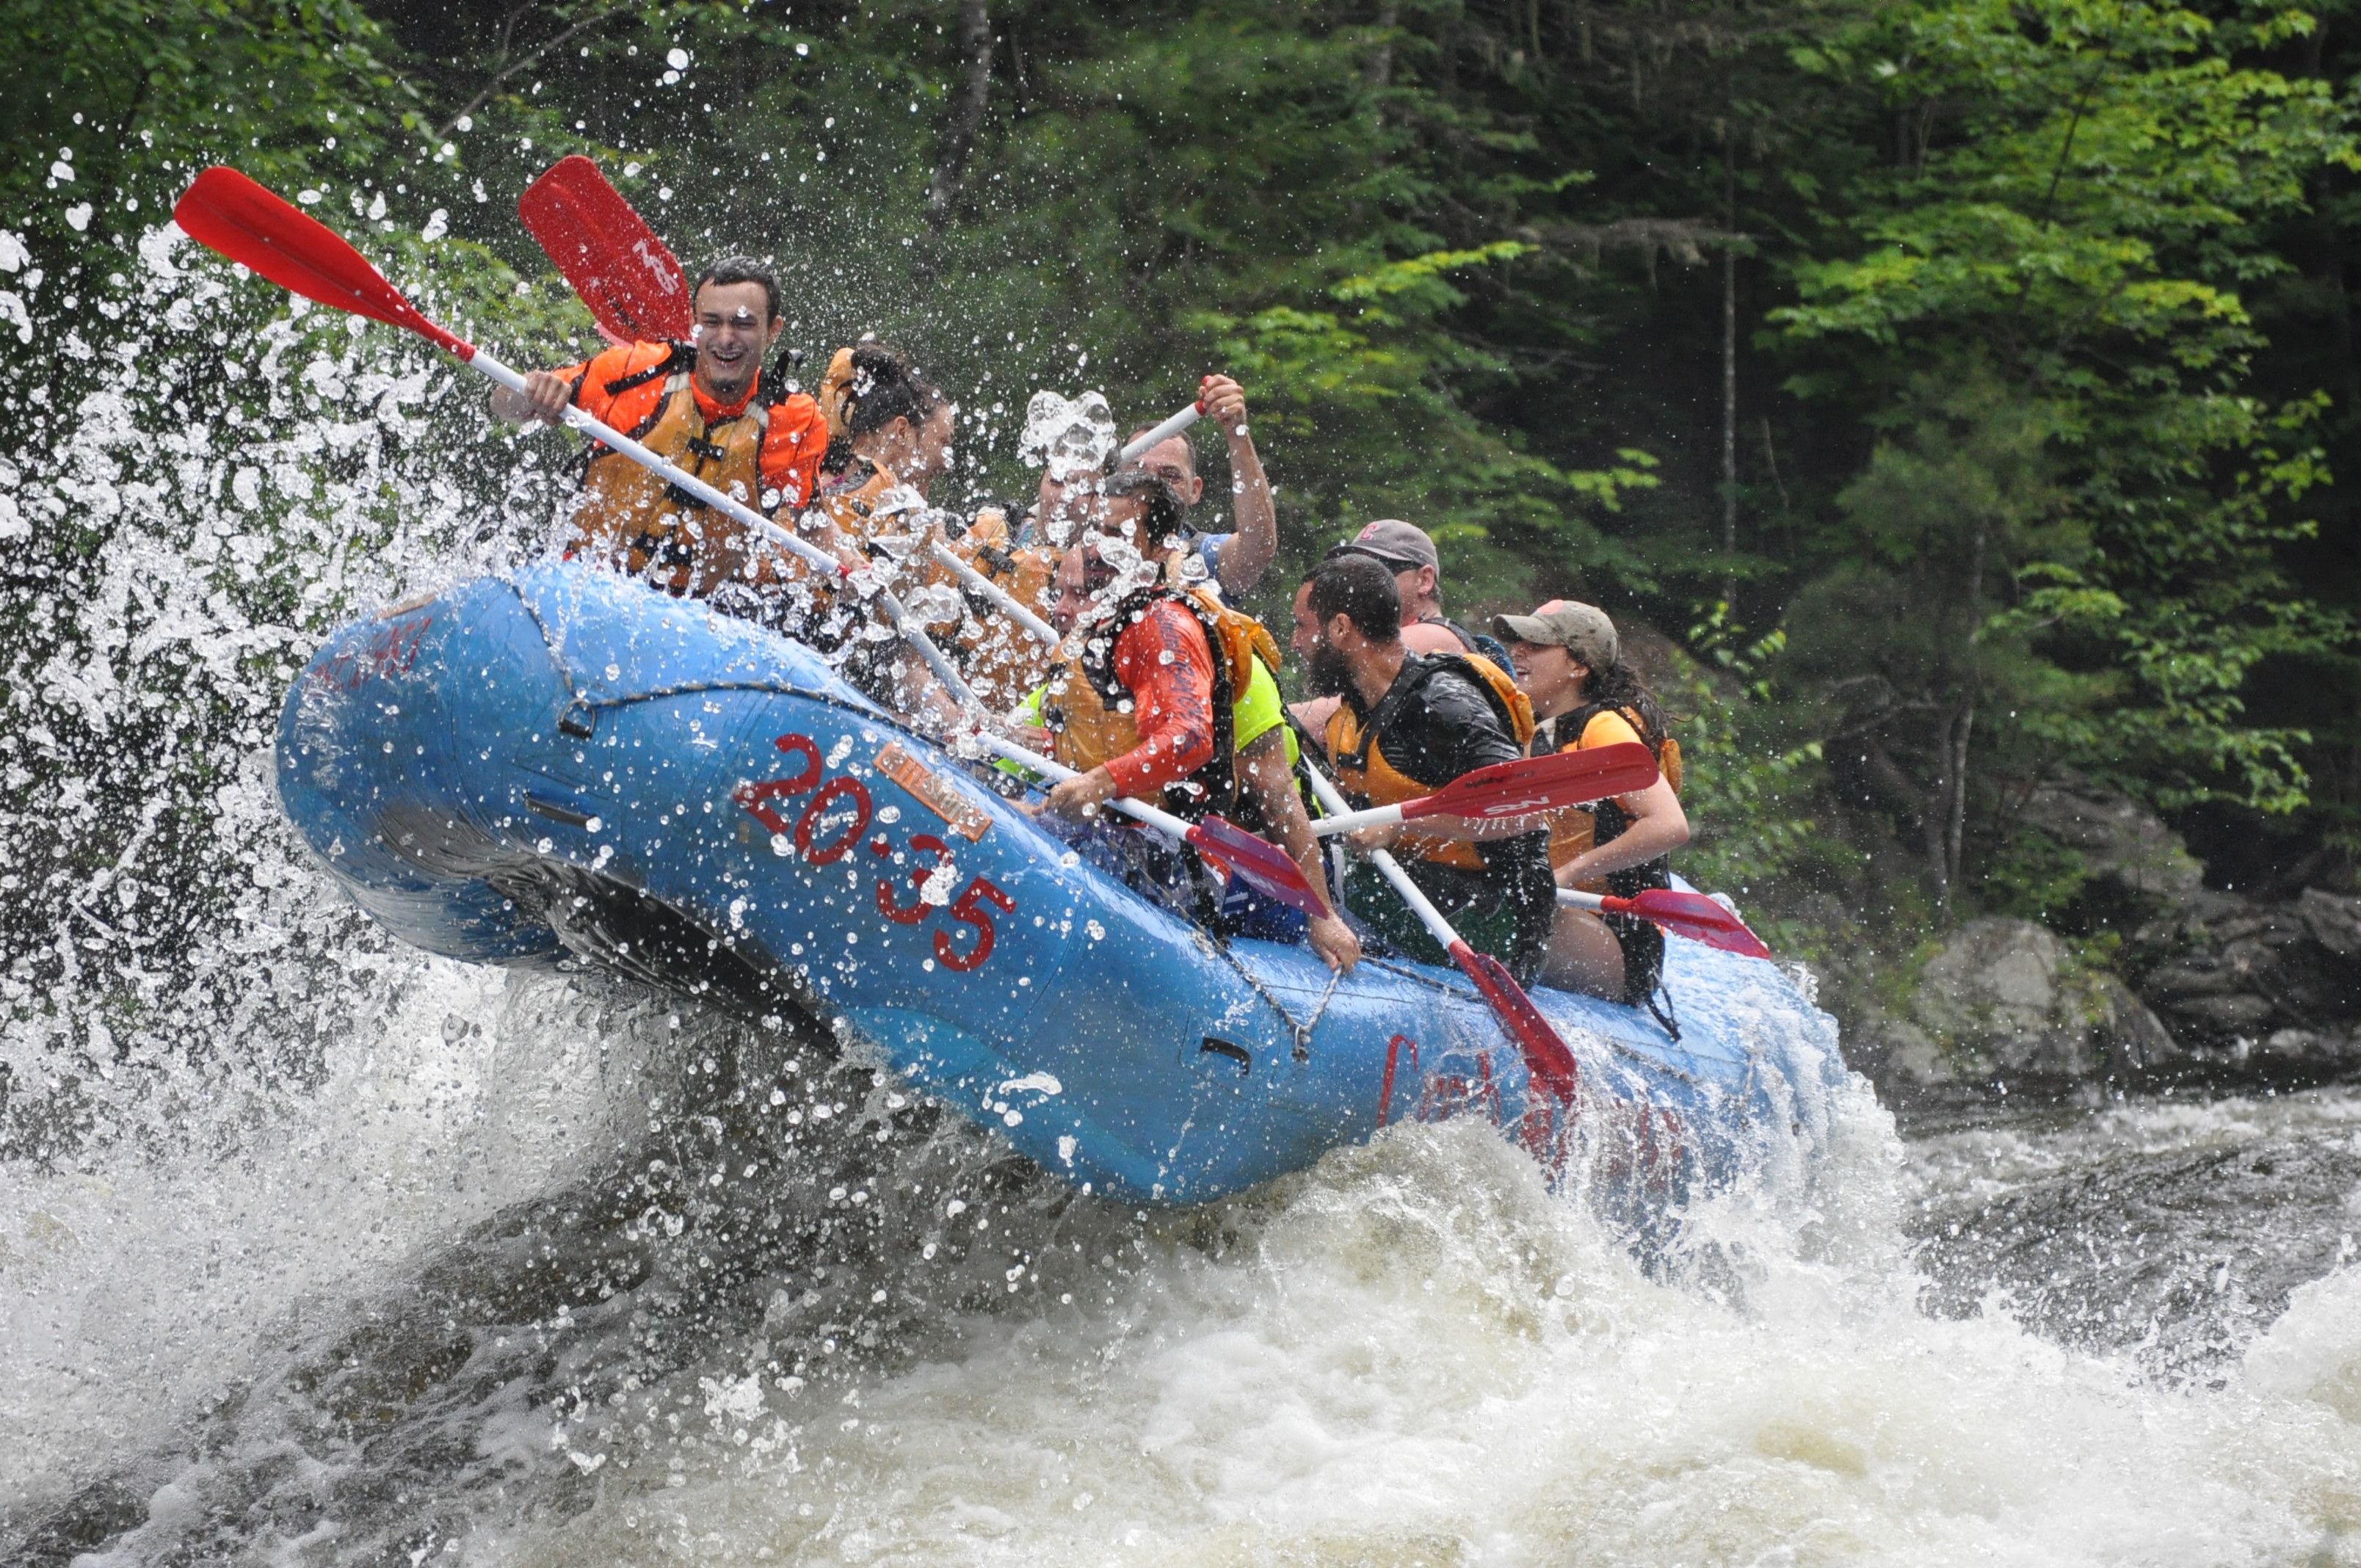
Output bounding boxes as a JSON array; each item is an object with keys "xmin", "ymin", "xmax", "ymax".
[{"xmin": 1537, "ymin": 903, "xmax": 1628, "ymax": 1001}]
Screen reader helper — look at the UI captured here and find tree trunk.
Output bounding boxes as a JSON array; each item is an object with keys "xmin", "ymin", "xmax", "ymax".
[
  {"xmin": 1367, "ymin": 0, "xmax": 1401, "ymax": 87},
  {"xmin": 926, "ymin": 0, "xmax": 994, "ymax": 231},
  {"xmin": 1939, "ymin": 518, "xmax": 1990, "ymax": 921},
  {"xmin": 1719, "ymin": 131, "xmax": 1738, "ymax": 608},
  {"xmin": 1944, "ymin": 697, "xmax": 1975, "ymax": 915}
]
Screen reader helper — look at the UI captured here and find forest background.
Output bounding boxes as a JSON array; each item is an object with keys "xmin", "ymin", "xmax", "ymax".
[{"xmin": 4, "ymin": 0, "xmax": 2360, "ymax": 1070}]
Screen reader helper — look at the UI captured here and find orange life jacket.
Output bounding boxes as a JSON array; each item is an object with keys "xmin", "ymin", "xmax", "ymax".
[
  {"xmin": 1327, "ymin": 652, "xmax": 1536, "ymax": 871},
  {"xmin": 1042, "ymin": 585, "xmax": 1284, "ymax": 818},
  {"xmin": 563, "ymin": 342, "xmax": 827, "ymax": 598},
  {"xmin": 1545, "ymin": 702, "xmax": 1682, "ymax": 896},
  {"xmin": 946, "ymin": 512, "xmax": 1060, "ymax": 711}
]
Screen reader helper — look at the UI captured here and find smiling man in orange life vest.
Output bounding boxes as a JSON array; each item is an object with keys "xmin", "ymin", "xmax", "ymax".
[{"xmin": 490, "ymin": 256, "xmax": 832, "ymax": 604}]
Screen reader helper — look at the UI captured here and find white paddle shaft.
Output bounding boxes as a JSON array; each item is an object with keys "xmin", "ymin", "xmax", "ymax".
[
  {"xmin": 968, "ymin": 732, "xmax": 1196, "ymax": 843},
  {"xmin": 1306, "ymin": 801, "xmax": 1405, "ymax": 838},
  {"xmin": 926, "ymin": 541, "xmax": 1059, "ymax": 646},
  {"xmin": 468, "ymin": 349, "xmax": 978, "ymax": 705},
  {"xmin": 1115, "ymin": 401, "xmax": 1203, "ymax": 465},
  {"xmin": 1297, "ymin": 753, "xmax": 1461, "ymax": 951}
]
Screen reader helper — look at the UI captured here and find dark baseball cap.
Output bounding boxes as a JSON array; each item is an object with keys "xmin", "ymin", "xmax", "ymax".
[
  {"xmin": 1324, "ymin": 518, "xmax": 1438, "ymax": 573},
  {"xmin": 1491, "ymin": 600, "xmax": 1620, "ymax": 669}
]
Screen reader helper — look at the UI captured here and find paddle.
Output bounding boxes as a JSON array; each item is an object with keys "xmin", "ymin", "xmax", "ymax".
[
  {"xmin": 518, "ymin": 156, "xmax": 694, "ymax": 344},
  {"xmin": 1559, "ymin": 887, "xmax": 1772, "ymax": 959},
  {"xmin": 1294, "ymin": 750, "xmax": 1581, "ymax": 1102},
  {"xmin": 1115, "ymin": 399, "xmax": 1205, "ymax": 466},
  {"xmin": 1308, "ymin": 743, "xmax": 1657, "ymax": 839},
  {"xmin": 966, "ymin": 732, "xmax": 1330, "ymax": 918},
  {"xmin": 173, "ymin": 166, "xmax": 979, "ymax": 707},
  {"xmin": 924, "ymin": 537, "xmax": 1059, "ymax": 646}
]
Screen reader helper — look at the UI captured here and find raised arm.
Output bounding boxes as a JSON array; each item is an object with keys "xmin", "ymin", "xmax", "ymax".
[
  {"xmin": 1553, "ymin": 776, "xmax": 1689, "ymax": 886},
  {"xmin": 1203, "ymin": 374, "xmax": 1277, "ymax": 596}
]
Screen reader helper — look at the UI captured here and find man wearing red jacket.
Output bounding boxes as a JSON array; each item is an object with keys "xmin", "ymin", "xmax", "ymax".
[{"xmin": 490, "ymin": 256, "xmax": 831, "ymax": 603}]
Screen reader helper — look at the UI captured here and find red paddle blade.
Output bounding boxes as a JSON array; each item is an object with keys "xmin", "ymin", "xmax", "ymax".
[
  {"xmin": 1186, "ymin": 816, "xmax": 1329, "ymax": 918},
  {"xmin": 1401, "ymin": 742, "xmax": 1658, "ymax": 823},
  {"xmin": 1448, "ymin": 940, "xmax": 1581, "ymax": 1102},
  {"xmin": 174, "ymin": 167, "xmax": 465, "ymax": 355},
  {"xmin": 520, "ymin": 156, "xmax": 693, "ymax": 344},
  {"xmin": 1610, "ymin": 890, "xmax": 1774, "ymax": 959}
]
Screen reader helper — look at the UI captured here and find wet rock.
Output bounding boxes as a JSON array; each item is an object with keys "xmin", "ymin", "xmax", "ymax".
[
  {"xmin": 1869, "ymin": 917, "xmax": 2183, "ymax": 1086},
  {"xmin": 2020, "ymin": 774, "xmax": 2205, "ymax": 905},
  {"xmin": 2131, "ymin": 889, "xmax": 2361, "ymax": 1058},
  {"xmin": 2299, "ymin": 888, "xmax": 2361, "ymax": 959}
]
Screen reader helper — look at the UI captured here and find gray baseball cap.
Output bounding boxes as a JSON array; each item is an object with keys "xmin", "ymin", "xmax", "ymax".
[
  {"xmin": 1325, "ymin": 518, "xmax": 1438, "ymax": 573},
  {"xmin": 1491, "ymin": 599, "xmax": 1619, "ymax": 669}
]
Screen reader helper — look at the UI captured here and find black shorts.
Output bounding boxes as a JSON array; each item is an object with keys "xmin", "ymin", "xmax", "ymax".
[{"xmin": 1601, "ymin": 910, "xmax": 1665, "ymax": 1005}]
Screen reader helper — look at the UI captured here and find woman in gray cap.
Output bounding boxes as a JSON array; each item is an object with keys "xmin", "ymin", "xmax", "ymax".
[{"xmin": 1492, "ymin": 600, "xmax": 1690, "ymax": 1015}]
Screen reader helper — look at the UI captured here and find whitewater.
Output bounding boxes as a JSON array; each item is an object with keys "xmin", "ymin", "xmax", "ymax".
[{"xmin": 2, "ymin": 213, "xmax": 2359, "ymax": 1564}]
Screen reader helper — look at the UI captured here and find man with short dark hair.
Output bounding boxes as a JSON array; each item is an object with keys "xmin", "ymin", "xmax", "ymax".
[
  {"xmin": 1291, "ymin": 553, "xmax": 1556, "ymax": 980},
  {"xmin": 491, "ymin": 255, "xmax": 830, "ymax": 600}
]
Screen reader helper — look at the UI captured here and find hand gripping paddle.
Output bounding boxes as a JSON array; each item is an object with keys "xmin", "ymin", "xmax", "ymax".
[
  {"xmin": 1559, "ymin": 887, "xmax": 1773, "ymax": 959},
  {"xmin": 173, "ymin": 166, "xmax": 979, "ymax": 705},
  {"xmin": 966, "ymin": 733, "xmax": 1330, "ymax": 918},
  {"xmin": 519, "ymin": 155, "xmax": 694, "ymax": 344},
  {"xmin": 1310, "ymin": 742, "xmax": 1658, "ymax": 838}
]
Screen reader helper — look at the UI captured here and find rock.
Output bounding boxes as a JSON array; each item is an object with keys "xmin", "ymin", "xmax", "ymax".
[
  {"xmin": 1846, "ymin": 1009, "xmax": 1954, "ymax": 1086},
  {"xmin": 2299, "ymin": 888, "xmax": 2361, "ymax": 959},
  {"xmin": 1901, "ymin": 917, "xmax": 2184, "ymax": 1082},
  {"xmin": 2132, "ymin": 888, "xmax": 2361, "ymax": 1052},
  {"xmin": 2020, "ymin": 774, "xmax": 2204, "ymax": 904}
]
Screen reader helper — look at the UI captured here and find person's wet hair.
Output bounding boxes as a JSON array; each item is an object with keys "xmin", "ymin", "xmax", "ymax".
[
  {"xmin": 1575, "ymin": 652, "xmax": 1672, "ymax": 740},
  {"xmin": 1126, "ymin": 423, "xmax": 1198, "ymax": 476},
  {"xmin": 841, "ymin": 341, "xmax": 945, "ymax": 436},
  {"xmin": 1305, "ymin": 552, "xmax": 1400, "ymax": 643},
  {"xmin": 1098, "ymin": 465, "xmax": 1189, "ymax": 542}
]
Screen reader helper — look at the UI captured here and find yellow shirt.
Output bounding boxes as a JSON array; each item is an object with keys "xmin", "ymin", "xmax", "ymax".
[{"xmin": 1565, "ymin": 708, "xmax": 1643, "ymax": 754}]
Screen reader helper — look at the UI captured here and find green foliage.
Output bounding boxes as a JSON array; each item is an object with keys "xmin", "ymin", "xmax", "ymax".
[
  {"xmin": 1664, "ymin": 609, "xmax": 1852, "ymax": 952},
  {"xmin": 0, "ymin": 0, "xmax": 416, "ymax": 236},
  {"xmin": 1775, "ymin": 0, "xmax": 2355, "ymax": 831},
  {"xmin": 10, "ymin": 0, "xmax": 2361, "ymax": 981},
  {"xmin": 1979, "ymin": 825, "xmax": 2094, "ymax": 925}
]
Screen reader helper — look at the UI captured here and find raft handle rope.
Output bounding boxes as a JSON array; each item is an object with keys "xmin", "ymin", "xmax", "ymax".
[{"xmin": 1195, "ymin": 928, "xmax": 1346, "ymax": 1063}]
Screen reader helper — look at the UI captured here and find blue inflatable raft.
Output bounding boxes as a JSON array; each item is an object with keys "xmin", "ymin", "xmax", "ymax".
[{"xmin": 275, "ymin": 563, "xmax": 1848, "ymax": 1206}]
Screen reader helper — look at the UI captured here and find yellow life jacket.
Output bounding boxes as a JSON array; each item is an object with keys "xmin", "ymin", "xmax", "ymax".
[
  {"xmin": 572, "ymin": 355, "xmax": 774, "ymax": 598},
  {"xmin": 1546, "ymin": 702, "xmax": 1681, "ymax": 896},
  {"xmin": 1327, "ymin": 652, "xmax": 1535, "ymax": 871},
  {"xmin": 1042, "ymin": 585, "xmax": 1284, "ymax": 818}
]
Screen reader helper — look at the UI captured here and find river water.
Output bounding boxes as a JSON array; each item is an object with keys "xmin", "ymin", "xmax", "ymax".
[
  {"xmin": 4, "ymin": 967, "xmax": 2360, "ymax": 1565},
  {"xmin": 4, "ymin": 217, "xmax": 2360, "ymax": 1564}
]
